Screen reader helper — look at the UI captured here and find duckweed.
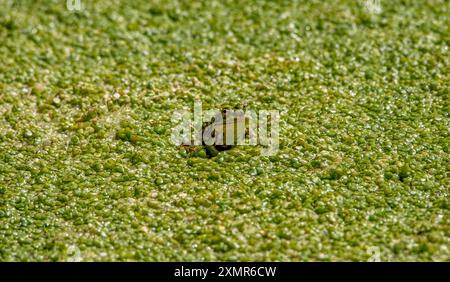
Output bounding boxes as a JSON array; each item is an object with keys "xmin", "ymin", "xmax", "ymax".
[{"xmin": 0, "ymin": 0, "xmax": 448, "ymax": 262}]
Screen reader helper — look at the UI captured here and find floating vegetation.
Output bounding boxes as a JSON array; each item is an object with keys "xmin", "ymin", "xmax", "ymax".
[{"xmin": 0, "ymin": 0, "xmax": 448, "ymax": 262}]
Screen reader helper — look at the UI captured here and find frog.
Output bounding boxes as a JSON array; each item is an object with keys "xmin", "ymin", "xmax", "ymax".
[{"xmin": 202, "ymin": 104, "xmax": 248, "ymax": 158}]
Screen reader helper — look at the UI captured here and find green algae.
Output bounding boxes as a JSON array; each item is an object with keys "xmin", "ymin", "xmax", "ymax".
[{"xmin": 0, "ymin": 0, "xmax": 449, "ymax": 261}]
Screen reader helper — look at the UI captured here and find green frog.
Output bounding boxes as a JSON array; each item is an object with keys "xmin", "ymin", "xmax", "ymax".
[{"xmin": 202, "ymin": 104, "xmax": 247, "ymax": 158}]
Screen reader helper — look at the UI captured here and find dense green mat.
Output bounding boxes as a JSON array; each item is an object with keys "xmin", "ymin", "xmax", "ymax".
[{"xmin": 0, "ymin": 0, "xmax": 448, "ymax": 261}]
